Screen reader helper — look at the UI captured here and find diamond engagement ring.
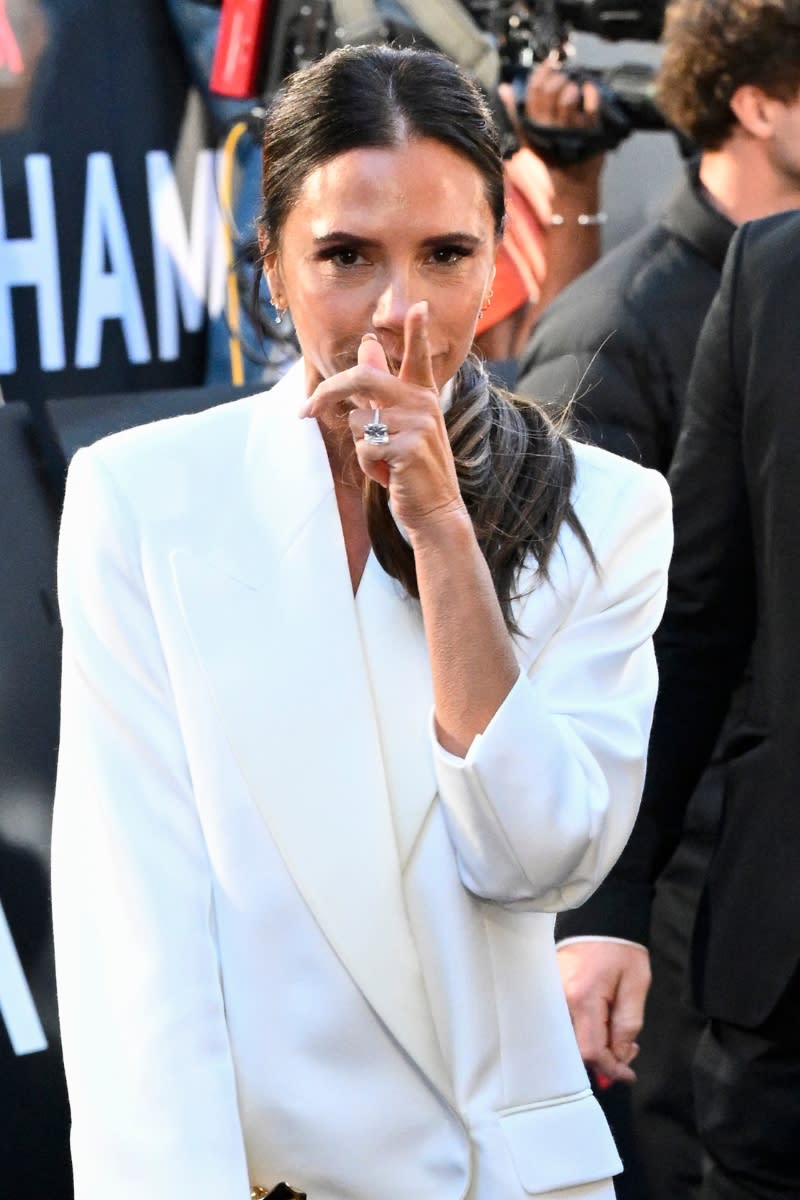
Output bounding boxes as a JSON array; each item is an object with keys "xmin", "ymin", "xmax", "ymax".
[{"xmin": 363, "ymin": 408, "xmax": 389, "ymax": 445}]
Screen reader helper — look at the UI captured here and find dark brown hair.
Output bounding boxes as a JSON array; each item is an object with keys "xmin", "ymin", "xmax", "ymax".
[
  {"xmin": 656, "ymin": 0, "xmax": 800, "ymax": 148},
  {"xmin": 258, "ymin": 44, "xmax": 593, "ymax": 632}
]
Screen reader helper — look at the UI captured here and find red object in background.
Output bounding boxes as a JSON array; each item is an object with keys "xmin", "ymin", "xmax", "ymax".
[
  {"xmin": 0, "ymin": 0, "xmax": 25, "ymax": 74},
  {"xmin": 210, "ymin": 0, "xmax": 269, "ymax": 98}
]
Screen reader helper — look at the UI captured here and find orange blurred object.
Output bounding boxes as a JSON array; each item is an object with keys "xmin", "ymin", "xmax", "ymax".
[{"xmin": 476, "ymin": 149, "xmax": 552, "ymax": 335}]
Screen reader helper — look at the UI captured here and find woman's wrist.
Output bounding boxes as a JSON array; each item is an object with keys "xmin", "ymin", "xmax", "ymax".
[{"xmin": 406, "ymin": 502, "xmax": 473, "ymax": 552}]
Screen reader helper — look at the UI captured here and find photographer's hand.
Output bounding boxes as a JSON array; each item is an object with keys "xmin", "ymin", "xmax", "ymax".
[{"xmin": 523, "ymin": 57, "xmax": 602, "ymax": 134}]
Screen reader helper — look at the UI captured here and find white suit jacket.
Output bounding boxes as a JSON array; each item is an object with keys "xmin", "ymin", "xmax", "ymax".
[{"xmin": 52, "ymin": 360, "xmax": 672, "ymax": 1200}]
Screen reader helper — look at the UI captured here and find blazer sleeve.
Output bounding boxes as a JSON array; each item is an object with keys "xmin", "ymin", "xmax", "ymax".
[
  {"xmin": 430, "ymin": 464, "xmax": 673, "ymax": 912},
  {"xmin": 52, "ymin": 448, "xmax": 251, "ymax": 1200}
]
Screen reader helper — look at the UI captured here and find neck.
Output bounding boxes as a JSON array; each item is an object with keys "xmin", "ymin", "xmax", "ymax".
[
  {"xmin": 699, "ymin": 140, "xmax": 800, "ymax": 226},
  {"xmin": 319, "ymin": 412, "xmax": 362, "ymax": 492}
]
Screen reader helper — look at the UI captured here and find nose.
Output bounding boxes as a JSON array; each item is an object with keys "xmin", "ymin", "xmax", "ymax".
[{"xmin": 372, "ymin": 267, "xmax": 416, "ymax": 332}]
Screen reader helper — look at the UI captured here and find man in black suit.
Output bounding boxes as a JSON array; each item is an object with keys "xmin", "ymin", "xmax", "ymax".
[
  {"xmin": 525, "ymin": 1, "xmax": 800, "ymax": 1193},
  {"xmin": 577, "ymin": 209, "xmax": 800, "ymax": 1197}
]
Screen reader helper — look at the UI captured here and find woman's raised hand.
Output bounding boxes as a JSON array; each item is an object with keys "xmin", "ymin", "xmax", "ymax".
[{"xmin": 302, "ymin": 302, "xmax": 469, "ymax": 540}]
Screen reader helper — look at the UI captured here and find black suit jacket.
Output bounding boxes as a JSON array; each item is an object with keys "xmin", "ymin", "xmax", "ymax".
[
  {"xmin": 563, "ymin": 210, "xmax": 800, "ymax": 1028},
  {"xmin": 516, "ymin": 161, "xmax": 734, "ymax": 473}
]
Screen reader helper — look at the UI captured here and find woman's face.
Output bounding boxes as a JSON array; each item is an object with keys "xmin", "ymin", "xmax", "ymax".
[{"xmin": 264, "ymin": 137, "xmax": 499, "ymax": 394}]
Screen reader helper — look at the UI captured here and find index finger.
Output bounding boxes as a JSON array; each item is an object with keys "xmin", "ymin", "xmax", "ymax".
[{"xmin": 399, "ymin": 301, "xmax": 437, "ymax": 391}]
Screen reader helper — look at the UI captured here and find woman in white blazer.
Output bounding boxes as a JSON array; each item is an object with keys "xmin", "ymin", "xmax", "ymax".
[{"xmin": 52, "ymin": 44, "xmax": 672, "ymax": 1200}]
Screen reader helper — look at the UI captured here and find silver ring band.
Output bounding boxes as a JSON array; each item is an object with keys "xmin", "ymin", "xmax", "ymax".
[{"xmin": 363, "ymin": 407, "xmax": 389, "ymax": 445}]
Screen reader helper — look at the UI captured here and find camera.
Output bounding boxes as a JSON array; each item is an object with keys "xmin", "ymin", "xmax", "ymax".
[
  {"xmin": 471, "ymin": 0, "xmax": 673, "ymax": 163},
  {"xmin": 210, "ymin": 0, "xmax": 673, "ymax": 163}
]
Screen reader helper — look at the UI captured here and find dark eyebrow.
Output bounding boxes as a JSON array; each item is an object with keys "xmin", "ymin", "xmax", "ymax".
[
  {"xmin": 420, "ymin": 233, "xmax": 484, "ymax": 248},
  {"xmin": 313, "ymin": 233, "xmax": 379, "ymax": 249},
  {"xmin": 313, "ymin": 231, "xmax": 484, "ymax": 248}
]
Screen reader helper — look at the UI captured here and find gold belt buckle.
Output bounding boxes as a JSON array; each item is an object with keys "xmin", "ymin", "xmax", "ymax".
[{"xmin": 251, "ymin": 1186, "xmax": 307, "ymax": 1200}]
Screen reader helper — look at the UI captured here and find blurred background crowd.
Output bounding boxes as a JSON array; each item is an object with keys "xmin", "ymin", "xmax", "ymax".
[{"xmin": 2, "ymin": 0, "xmax": 799, "ymax": 1196}]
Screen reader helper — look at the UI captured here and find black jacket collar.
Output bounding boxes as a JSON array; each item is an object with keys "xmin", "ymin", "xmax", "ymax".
[{"xmin": 660, "ymin": 159, "xmax": 736, "ymax": 271}]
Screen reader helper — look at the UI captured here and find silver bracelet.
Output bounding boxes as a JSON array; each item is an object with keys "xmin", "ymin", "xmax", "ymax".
[{"xmin": 551, "ymin": 211, "xmax": 608, "ymax": 227}]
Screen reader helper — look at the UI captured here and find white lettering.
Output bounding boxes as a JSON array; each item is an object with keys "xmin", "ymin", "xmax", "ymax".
[
  {"xmin": 75, "ymin": 153, "xmax": 150, "ymax": 369},
  {"xmin": 207, "ymin": 149, "xmax": 229, "ymax": 323},
  {"xmin": 0, "ymin": 898, "xmax": 47, "ymax": 1056},
  {"xmin": 0, "ymin": 155, "xmax": 65, "ymax": 373},
  {"xmin": 147, "ymin": 149, "xmax": 223, "ymax": 361}
]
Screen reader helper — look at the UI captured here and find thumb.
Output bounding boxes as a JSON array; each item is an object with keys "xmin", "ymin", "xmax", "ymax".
[{"xmin": 358, "ymin": 332, "xmax": 390, "ymax": 373}]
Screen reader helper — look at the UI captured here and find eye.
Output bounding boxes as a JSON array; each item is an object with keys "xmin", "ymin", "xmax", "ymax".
[
  {"xmin": 430, "ymin": 243, "xmax": 475, "ymax": 265},
  {"xmin": 318, "ymin": 245, "xmax": 366, "ymax": 267}
]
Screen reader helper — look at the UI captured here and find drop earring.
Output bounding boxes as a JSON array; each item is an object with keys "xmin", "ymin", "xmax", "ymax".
[{"xmin": 479, "ymin": 288, "xmax": 494, "ymax": 318}]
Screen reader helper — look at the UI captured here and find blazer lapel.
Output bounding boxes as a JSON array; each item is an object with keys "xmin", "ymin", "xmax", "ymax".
[{"xmin": 172, "ymin": 365, "xmax": 453, "ymax": 1103}]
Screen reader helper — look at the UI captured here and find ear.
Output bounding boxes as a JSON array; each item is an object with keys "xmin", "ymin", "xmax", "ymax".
[
  {"xmin": 483, "ymin": 261, "xmax": 497, "ymax": 308},
  {"xmin": 730, "ymin": 84, "xmax": 782, "ymax": 140},
  {"xmin": 258, "ymin": 228, "xmax": 286, "ymax": 307}
]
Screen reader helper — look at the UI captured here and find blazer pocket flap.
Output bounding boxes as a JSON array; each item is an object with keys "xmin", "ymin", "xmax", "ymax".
[{"xmin": 499, "ymin": 1089, "xmax": 622, "ymax": 1194}]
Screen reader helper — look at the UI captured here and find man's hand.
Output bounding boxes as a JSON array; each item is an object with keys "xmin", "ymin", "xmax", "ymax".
[
  {"xmin": 557, "ymin": 940, "xmax": 652, "ymax": 1085},
  {"xmin": 498, "ymin": 58, "xmax": 605, "ymax": 186}
]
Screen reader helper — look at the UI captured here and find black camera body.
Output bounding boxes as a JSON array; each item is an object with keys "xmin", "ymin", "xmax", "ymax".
[
  {"xmin": 471, "ymin": 0, "xmax": 672, "ymax": 163},
  {"xmin": 469, "ymin": 0, "xmax": 664, "ymax": 71},
  {"xmin": 245, "ymin": 0, "xmax": 672, "ymax": 162},
  {"xmin": 517, "ymin": 61, "xmax": 671, "ymax": 165}
]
